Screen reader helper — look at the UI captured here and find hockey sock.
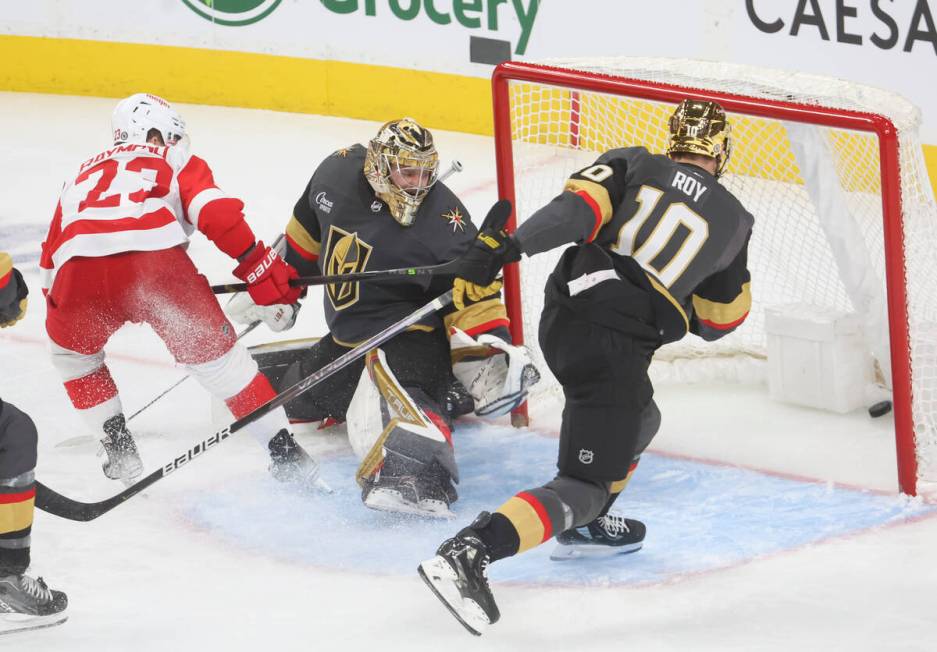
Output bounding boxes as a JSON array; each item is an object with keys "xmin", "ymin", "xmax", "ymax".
[
  {"xmin": 599, "ymin": 457, "xmax": 640, "ymax": 517},
  {"xmin": 0, "ymin": 473, "xmax": 34, "ymax": 576},
  {"xmin": 225, "ymin": 372, "xmax": 277, "ymax": 418},
  {"xmin": 62, "ymin": 365, "xmax": 123, "ymax": 433},
  {"xmin": 225, "ymin": 372, "xmax": 292, "ymax": 447},
  {"xmin": 491, "ymin": 489, "xmax": 568, "ymax": 557},
  {"xmin": 461, "ymin": 511, "xmax": 520, "ymax": 563}
]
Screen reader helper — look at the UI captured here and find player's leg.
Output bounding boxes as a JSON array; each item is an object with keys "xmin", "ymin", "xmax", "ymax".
[
  {"xmin": 419, "ymin": 244, "xmax": 661, "ymax": 633},
  {"xmin": 136, "ymin": 247, "xmax": 323, "ymax": 489},
  {"xmin": 349, "ymin": 330, "xmax": 458, "ymax": 517},
  {"xmin": 0, "ymin": 401, "xmax": 67, "ymax": 633},
  {"xmin": 552, "ymin": 399, "xmax": 660, "ymax": 559},
  {"xmin": 45, "ymin": 256, "xmax": 142, "ymax": 482}
]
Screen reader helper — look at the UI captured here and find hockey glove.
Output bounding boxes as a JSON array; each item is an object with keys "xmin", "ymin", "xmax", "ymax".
[
  {"xmin": 0, "ymin": 265, "xmax": 28, "ymax": 328},
  {"xmin": 455, "ymin": 228, "xmax": 521, "ymax": 286},
  {"xmin": 226, "ymin": 290, "xmax": 300, "ymax": 332},
  {"xmin": 449, "ymin": 327, "xmax": 540, "ymax": 417},
  {"xmin": 232, "ymin": 241, "xmax": 302, "ymax": 306}
]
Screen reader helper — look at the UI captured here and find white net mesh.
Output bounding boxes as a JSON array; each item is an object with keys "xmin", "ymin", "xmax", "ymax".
[{"xmin": 500, "ymin": 57, "xmax": 937, "ymax": 487}]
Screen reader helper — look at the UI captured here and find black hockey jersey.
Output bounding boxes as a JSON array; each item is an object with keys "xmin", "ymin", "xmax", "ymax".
[
  {"xmin": 516, "ymin": 146, "xmax": 753, "ymax": 344},
  {"xmin": 284, "ymin": 145, "xmax": 508, "ymax": 344}
]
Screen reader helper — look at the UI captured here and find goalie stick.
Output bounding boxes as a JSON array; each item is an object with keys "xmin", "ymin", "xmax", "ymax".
[{"xmin": 36, "ymin": 199, "xmax": 511, "ymax": 522}]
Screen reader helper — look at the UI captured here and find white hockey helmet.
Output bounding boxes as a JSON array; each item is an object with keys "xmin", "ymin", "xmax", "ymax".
[{"xmin": 111, "ymin": 93, "xmax": 186, "ymax": 146}]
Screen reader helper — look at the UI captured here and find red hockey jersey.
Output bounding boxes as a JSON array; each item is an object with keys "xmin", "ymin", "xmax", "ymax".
[{"xmin": 40, "ymin": 143, "xmax": 254, "ymax": 292}]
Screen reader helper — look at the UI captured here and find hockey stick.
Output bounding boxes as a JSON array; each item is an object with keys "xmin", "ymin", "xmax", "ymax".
[
  {"xmin": 210, "ymin": 193, "xmax": 504, "ymax": 297},
  {"xmin": 35, "ymin": 291, "xmax": 456, "ymax": 521},
  {"xmin": 34, "ymin": 199, "xmax": 510, "ymax": 521},
  {"xmin": 54, "ymin": 320, "xmax": 262, "ymax": 449}
]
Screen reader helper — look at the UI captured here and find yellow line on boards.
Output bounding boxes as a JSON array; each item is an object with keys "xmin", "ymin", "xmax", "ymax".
[{"xmin": 0, "ymin": 35, "xmax": 492, "ymax": 135}]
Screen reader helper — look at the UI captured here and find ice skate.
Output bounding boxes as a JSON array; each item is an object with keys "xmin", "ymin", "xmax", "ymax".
[
  {"xmin": 0, "ymin": 574, "xmax": 68, "ymax": 635},
  {"xmin": 268, "ymin": 429, "xmax": 331, "ymax": 493},
  {"xmin": 550, "ymin": 513, "xmax": 646, "ymax": 561},
  {"xmin": 444, "ymin": 377, "xmax": 474, "ymax": 421},
  {"xmin": 98, "ymin": 414, "xmax": 143, "ymax": 483},
  {"xmin": 362, "ymin": 470, "xmax": 456, "ymax": 518},
  {"xmin": 418, "ymin": 530, "xmax": 499, "ymax": 636}
]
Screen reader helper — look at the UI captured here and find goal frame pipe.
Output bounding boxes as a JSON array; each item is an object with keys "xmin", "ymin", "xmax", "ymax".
[{"xmin": 492, "ymin": 61, "xmax": 916, "ymax": 495}]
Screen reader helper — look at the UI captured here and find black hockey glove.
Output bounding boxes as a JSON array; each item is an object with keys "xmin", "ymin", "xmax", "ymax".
[{"xmin": 456, "ymin": 228, "xmax": 522, "ymax": 286}]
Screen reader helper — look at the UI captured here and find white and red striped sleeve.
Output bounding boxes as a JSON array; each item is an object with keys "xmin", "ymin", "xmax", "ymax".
[{"xmin": 176, "ymin": 154, "xmax": 255, "ymax": 259}]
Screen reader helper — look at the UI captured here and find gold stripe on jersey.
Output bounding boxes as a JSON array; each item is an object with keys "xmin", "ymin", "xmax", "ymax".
[
  {"xmin": 286, "ymin": 215, "xmax": 321, "ymax": 258},
  {"xmin": 0, "ymin": 497, "xmax": 34, "ymax": 534},
  {"xmin": 564, "ymin": 179, "xmax": 613, "ymax": 226},
  {"xmin": 443, "ymin": 298, "xmax": 508, "ymax": 335},
  {"xmin": 644, "ymin": 273, "xmax": 689, "ymax": 331},
  {"xmin": 497, "ymin": 496, "xmax": 548, "ymax": 553},
  {"xmin": 0, "ymin": 252, "xmax": 11, "ymax": 281},
  {"xmin": 692, "ymin": 282, "xmax": 752, "ymax": 328}
]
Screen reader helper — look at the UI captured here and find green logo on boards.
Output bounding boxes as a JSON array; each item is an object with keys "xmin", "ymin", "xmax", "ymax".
[
  {"xmin": 181, "ymin": 0, "xmax": 283, "ymax": 26},
  {"xmin": 319, "ymin": 0, "xmax": 540, "ymax": 55}
]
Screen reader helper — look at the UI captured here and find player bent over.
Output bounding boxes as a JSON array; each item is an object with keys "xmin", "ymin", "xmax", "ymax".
[
  {"xmin": 228, "ymin": 118, "xmax": 539, "ymax": 517},
  {"xmin": 40, "ymin": 94, "xmax": 322, "ymax": 490},
  {"xmin": 0, "ymin": 254, "xmax": 67, "ymax": 633},
  {"xmin": 419, "ymin": 100, "xmax": 754, "ymax": 634}
]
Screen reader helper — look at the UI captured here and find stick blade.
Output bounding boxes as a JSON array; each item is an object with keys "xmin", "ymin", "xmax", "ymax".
[{"xmin": 479, "ymin": 199, "xmax": 512, "ymax": 232}]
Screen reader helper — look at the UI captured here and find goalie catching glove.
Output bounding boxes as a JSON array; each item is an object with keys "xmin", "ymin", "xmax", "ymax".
[{"xmin": 449, "ymin": 327, "xmax": 540, "ymax": 417}]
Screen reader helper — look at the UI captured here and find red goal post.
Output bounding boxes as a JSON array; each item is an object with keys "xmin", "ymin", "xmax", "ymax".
[{"xmin": 492, "ymin": 58, "xmax": 937, "ymax": 496}]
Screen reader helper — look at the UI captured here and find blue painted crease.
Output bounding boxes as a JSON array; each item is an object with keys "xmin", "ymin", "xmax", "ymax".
[{"xmin": 186, "ymin": 422, "xmax": 935, "ymax": 586}]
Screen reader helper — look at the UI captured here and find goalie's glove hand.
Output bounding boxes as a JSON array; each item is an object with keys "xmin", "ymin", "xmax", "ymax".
[
  {"xmin": 450, "ymin": 328, "xmax": 541, "ymax": 417},
  {"xmin": 232, "ymin": 241, "xmax": 302, "ymax": 306},
  {"xmin": 226, "ymin": 290, "xmax": 300, "ymax": 332},
  {"xmin": 455, "ymin": 228, "xmax": 521, "ymax": 286}
]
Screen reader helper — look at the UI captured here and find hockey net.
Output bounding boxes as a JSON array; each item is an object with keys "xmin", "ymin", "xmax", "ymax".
[{"xmin": 492, "ymin": 58, "xmax": 937, "ymax": 496}]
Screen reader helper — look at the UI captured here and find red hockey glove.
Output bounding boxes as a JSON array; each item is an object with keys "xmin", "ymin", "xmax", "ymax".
[{"xmin": 232, "ymin": 241, "xmax": 302, "ymax": 306}]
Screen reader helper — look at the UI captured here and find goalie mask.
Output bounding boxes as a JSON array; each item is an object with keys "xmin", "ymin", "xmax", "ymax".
[
  {"xmin": 364, "ymin": 118, "xmax": 439, "ymax": 227},
  {"xmin": 112, "ymin": 93, "xmax": 187, "ymax": 147},
  {"xmin": 667, "ymin": 99, "xmax": 731, "ymax": 177}
]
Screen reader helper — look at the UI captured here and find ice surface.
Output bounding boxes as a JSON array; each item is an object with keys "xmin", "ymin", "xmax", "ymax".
[{"xmin": 1, "ymin": 93, "xmax": 936, "ymax": 651}]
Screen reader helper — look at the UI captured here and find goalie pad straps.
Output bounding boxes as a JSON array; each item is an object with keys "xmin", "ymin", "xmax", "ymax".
[{"xmin": 347, "ymin": 349, "xmax": 456, "ymax": 487}]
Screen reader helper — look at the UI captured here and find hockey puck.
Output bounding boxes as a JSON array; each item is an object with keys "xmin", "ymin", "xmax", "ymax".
[{"xmin": 868, "ymin": 400, "xmax": 892, "ymax": 418}]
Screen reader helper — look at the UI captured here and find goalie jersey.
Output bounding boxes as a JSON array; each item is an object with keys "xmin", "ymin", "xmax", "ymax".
[
  {"xmin": 284, "ymin": 145, "xmax": 509, "ymax": 344},
  {"xmin": 516, "ymin": 146, "xmax": 754, "ymax": 344}
]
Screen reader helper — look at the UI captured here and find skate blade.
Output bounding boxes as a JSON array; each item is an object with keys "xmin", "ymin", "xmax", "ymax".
[
  {"xmin": 364, "ymin": 490, "xmax": 454, "ymax": 519},
  {"xmin": 0, "ymin": 612, "xmax": 68, "ymax": 635},
  {"xmin": 549, "ymin": 541, "xmax": 643, "ymax": 561},
  {"xmin": 417, "ymin": 560, "xmax": 485, "ymax": 636}
]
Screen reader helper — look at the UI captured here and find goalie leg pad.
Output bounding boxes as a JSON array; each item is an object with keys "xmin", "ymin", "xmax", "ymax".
[{"xmin": 347, "ymin": 349, "xmax": 458, "ymax": 517}]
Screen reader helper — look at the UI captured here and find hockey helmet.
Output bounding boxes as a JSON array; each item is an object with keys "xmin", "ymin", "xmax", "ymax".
[
  {"xmin": 667, "ymin": 99, "xmax": 732, "ymax": 177},
  {"xmin": 112, "ymin": 93, "xmax": 187, "ymax": 147},
  {"xmin": 364, "ymin": 118, "xmax": 439, "ymax": 226}
]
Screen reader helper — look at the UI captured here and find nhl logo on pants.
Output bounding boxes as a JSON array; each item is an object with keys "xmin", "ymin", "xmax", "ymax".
[{"xmin": 578, "ymin": 448, "xmax": 594, "ymax": 464}]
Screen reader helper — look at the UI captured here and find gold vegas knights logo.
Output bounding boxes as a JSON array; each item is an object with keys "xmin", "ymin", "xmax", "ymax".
[
  {"xmin": 181, "ymin": 0, "xmax": 283, "ymax": 26},
  {"xmin": 325, "ymin": 225, "xmax": 373, "ymax": 310}
]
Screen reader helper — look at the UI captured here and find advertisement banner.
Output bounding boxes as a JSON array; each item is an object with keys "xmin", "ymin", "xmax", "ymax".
[{"xmin": 2, "ymin": 1, "xmax": 937, "ymax": 139}]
